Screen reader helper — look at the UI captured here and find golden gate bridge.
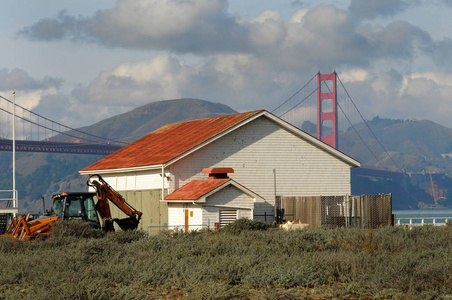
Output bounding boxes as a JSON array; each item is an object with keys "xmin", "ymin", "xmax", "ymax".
[
  {"xmin": 272, "ymin": 71, "xmax": 401, "ymax": 173},
  {"xmin": 0, "ymin": 71, "xmax": 400, "ymax": 172}
]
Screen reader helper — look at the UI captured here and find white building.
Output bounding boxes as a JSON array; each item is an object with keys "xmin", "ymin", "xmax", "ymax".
[
  {"xmin": 80, "ymin": 110, "xmax": 360, "ymax": 232},
  {"xmin": 163, "ymin": 167, "xmax": 264, "ymax": 231}
]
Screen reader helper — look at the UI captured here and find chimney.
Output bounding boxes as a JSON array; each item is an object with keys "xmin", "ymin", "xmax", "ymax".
[{"xmin": 202, "ymin": 168, "xmax": 234, "ymax": 179}]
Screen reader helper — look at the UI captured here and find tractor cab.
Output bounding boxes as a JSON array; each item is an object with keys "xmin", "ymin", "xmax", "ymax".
[{"xmin": 51, "ymin": 192, "xmax": 101, "ymax": 229}]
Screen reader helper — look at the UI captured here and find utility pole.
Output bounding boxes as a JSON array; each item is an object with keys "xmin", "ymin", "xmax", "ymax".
[{"xmin": 12, "ymin": 91, "xmax": 16, "ymax": 216}]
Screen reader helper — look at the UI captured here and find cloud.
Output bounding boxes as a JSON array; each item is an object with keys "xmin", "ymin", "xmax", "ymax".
[
  {"xmin": 349, "ymin": 0, "xmax": 416, "ymax": 20},
  {"xmin": 15, "ymin": 1, "xmax": 452, "ymax": 129},
  {"xmin": 291, "ymin": 1, "xmax": 305, "ymax": 8},
  {"xmin": 19, "ymin": 10, "xmax": 88, "ymax": 42},
  {"xmin": 432, "ymin": 38, "xmax": 452, "ymax": 70},
  {"xmin": 20, "ymin": 0, "xmax": 249, "ymax": 54},
  {"xmin": 443, "ymin": 0, "xmax": 452, "ymax": 7},
  {"xmin": 358, "ymin": 21, "xmax": 432, "ymax": 60},
  {"xmin": 19, "ymin": 1, "xmax": 437, "ymax": 71},
  {"xmin": 0, "ymin": 68, "xmax": 61, "ymax": 112},
  {"xmin": 77, "ymin": 54, "xmax": 187, "ymax": 107},
  {"xmin": 338, "ymin": 69, "xmax": 452, "ymax": 127},
  {"xmin": 0, "ymin": 68, "xmax": 62, "ymax": 92}
]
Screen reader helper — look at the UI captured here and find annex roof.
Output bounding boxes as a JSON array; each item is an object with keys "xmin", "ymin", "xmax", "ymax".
[
  {"xmin": 163, "ymin": 178, "xmax": 264, "ymax": 203},
  {"xmin": 80, "ymin": 109, "xmax": 360, "ymax": 173},
  {"xmin": 164, "ymin": 178, "xmax": 230, "ymax": 202}
]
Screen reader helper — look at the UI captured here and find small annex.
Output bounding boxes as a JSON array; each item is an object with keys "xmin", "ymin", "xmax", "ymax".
[
  {"xmin": 80, "ymin": 109, "xmax": 360, "ymax": 233},
  {"xmin": 163, "ymin": 167, "xmax": 264, "ymax": 231}
]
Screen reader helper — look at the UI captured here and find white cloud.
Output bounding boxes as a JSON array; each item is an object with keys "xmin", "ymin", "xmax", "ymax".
[
  {"xmin": 339, "ymin": 69, "xmax": 369, "ymax": 82},
  {"xmin": 12, "ymin": 0, "xmax": 452, "ymax": 129},
  {"xmin": 84, "ymin": 54, "xmax": 188, "ymax": 106}
]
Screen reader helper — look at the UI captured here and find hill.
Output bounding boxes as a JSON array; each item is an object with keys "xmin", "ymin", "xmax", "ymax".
[
  {"xmin": 346, "ymin": 117, "xmax": 452, "ymax": 173},
  {"xmin": 302, "ymin": 117, "xmax": 452, "ymax": 209},
  {"xmin": 0, "ymin": 99, "xmax": 237, "ymax": 213},
  {"xmin": 66, "ymin": 98, "xmax": 237, "ymax": 143}
]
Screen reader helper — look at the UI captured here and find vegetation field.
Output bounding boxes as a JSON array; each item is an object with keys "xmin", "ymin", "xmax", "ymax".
[{"xmin": 1, "ymin": 220, "xmax": 452, "ymax": 299}]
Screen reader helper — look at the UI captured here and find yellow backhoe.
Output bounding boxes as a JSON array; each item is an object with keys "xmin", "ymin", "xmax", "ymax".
[{"xmin": 2, "ymin": 175, "xmax": 142, "ymax": 240}]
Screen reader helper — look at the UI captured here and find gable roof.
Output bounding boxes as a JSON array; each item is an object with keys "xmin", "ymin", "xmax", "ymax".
[
  {"xmin": 80, "ymin": 110, "xmax": 360, "ymax": 173},
  {"xmin": 81, "ymin": 110, "xmax": 264, "ymax": 172},
  {"xmin": 163, "ymin": 178, "xmax": 264, "ymax": 202}
]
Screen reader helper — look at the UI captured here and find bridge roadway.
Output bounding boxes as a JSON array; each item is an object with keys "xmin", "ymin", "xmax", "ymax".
[{"xmin": 0, "ymin": 139, "xmax": 122, "ymax": 155}]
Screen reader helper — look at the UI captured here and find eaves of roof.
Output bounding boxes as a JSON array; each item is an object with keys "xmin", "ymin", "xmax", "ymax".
[
  {"xmin": 163, "ymin": 178, "xmax": 265, "ymax": 202},
  {"xmin": 80, "ymin": 110, "xmax": 265, "ymax": 173},
  {"xmin": 164, "ymin": 178, "xmax": 230, "ymax": 202}
]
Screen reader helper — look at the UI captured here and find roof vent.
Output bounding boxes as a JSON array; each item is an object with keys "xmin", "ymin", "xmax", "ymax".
[{"xmin": 202, "ymin": 168, "xmax": 234, "ymax": 179}]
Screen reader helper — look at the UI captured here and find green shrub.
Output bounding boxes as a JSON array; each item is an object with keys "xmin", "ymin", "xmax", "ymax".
[
  {"xmin": 1, "ymin": 225, "xmax": 452, "ymax": 299},
  {"xmin": 221, "ymin": 218, "xmax": 271, "ymax": 234},
  {"xmin": 105, "ymin": 229, "xmax": 148, "ymax": 244},
  {"xmin": 50, "ymin": 220, "xmax": 105, "ymax": 239}
]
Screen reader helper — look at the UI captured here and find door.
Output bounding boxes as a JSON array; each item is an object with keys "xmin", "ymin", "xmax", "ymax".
[{"xmin": 184, "ymin": 209, "xmax": 189, "ymax": 232}]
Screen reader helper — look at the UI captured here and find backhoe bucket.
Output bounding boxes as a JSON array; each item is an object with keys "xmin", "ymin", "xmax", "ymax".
[{"xmin": 113, "ymin": 217, "xmax": 140, "ymax": 230}]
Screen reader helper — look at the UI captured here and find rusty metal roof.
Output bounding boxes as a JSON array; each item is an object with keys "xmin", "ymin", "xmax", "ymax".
[
  {"xmin": 164, "ymin": 178, "xmax": 230, "ymax": 201},
  {"xmin": 81, "ymin": 110, "xmax": 264, "ymax": 171}
]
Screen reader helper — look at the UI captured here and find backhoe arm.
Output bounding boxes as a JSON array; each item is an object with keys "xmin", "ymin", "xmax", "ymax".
[{"xmin": 87, "ymin": 175, "xmax": 143, "ymax": 231}]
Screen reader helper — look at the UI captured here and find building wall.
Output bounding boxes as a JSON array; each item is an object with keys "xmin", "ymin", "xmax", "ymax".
[
  {"xmin": 205, "ymin": 185, "xmax": 255, "ymax": 210},
  {"xmin": 168, "ymin": 204, "xmax": 203, "ymax": 231},
  {"xmin": 168, "ymin": 185, "xmax": 254, "ymax": 231},
  {"xmin": 89, "ymin": 170, "xmax": 169, "ymax": 234},
  {"xmin": 107, "ymin": 189, "xmax": 168, "ymax": 234},
  {"xmin": 99, "ymin": 169, "xmax": 169, "ymax": 191},
  {"xmin": 169, "ymin": 116, "xmax": 353, "ymax": 222}
]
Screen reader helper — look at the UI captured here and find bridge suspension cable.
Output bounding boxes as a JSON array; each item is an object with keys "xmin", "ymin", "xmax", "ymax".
[
  {"xmin": 271, "ymin": 71, "xmax": 402, "ymax": 172},
  {"xmin": 272, "ymin": 73, "xmax": 317, "ymax": 115},
  {"xmin": 0, "ymin": 95, "xmax": 128, "ymax": 146},
  {"xmin": 336, "ymin": 75, "xmax": 403, "ymax": 173}
]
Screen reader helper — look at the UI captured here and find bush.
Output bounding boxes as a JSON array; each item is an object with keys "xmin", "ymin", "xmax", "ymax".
[
  {"xmin": 1, "ymin": 224, "xmax": 452, "ymax": 299},
  {"xmin": 105, "ymin": 229, "xmax": 148, "ymax": 244},
  {"xmin": 221, "ymin": 218, "xmax": 271, "ymax": 234},
  {"xmin": 50, "ymin": 220, "xmax": 105, "ymax": 239}
]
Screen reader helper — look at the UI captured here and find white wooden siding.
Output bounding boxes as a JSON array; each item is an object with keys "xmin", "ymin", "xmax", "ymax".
[
  {"xmin": 91, "ymin": 169, "xmax": 169, "ymax": 191},
  {"xmin": 190, "ymin": 207, "xmax": 203, "ymax": 231},
  {"xmin": 168, "ymin": 204, "xmax": 185, "ymax": 230},
  {"xmin": 202, "ymin": 206, "xmax": 219, "ymax": 229},
  {"xmin": 169, "ymin": 116, "xmax": 352, "ymax": 221},
  {"xmin": 237, "ymin": 209, "xmax": 252, "ymax": 219},
  {"xmin": 168, "ymin": 204, "xmax": 203, "ymax": 231},
  {"xmin": 205, "ymin": 185, "xmax": 254, "ymax": 210}
]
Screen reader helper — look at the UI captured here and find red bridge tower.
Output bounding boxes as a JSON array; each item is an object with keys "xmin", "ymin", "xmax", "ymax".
[{"xmin": 317, "ymin": 71, "xmax": 338, "ymax": 149}]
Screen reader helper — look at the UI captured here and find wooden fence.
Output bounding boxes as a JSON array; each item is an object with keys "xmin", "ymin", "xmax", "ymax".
[{"xmin": 276, "ymin": 194, "xmax": 392, "ymax": 229}]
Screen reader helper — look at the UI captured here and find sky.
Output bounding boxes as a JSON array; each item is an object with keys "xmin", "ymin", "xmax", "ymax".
[{"xmin": 1, "ymin": 0, "xmax": 452, "ymax": 129}]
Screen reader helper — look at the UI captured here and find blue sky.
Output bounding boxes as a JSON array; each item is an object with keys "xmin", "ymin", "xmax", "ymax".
[{"xmin": 1, "ymin": 0, "xmax": 452, "ymax": 128}]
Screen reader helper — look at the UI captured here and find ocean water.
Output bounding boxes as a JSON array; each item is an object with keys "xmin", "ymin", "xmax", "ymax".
[
  {"xmin": 393, "ymin": 209, "xmax": 452, "ymax": 218},
  {"xmin": 393, "ymin": 209, "xmax": 452, "ymax": 225}
]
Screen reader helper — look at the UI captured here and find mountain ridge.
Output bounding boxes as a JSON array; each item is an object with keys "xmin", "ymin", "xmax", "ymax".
[{"xmin": 2, "ymin": 100, "xmax": 452, "ymax": 212}]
